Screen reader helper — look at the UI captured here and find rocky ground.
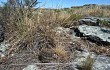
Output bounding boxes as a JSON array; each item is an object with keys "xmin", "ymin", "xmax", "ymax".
[{"xmin": 0, "ymin": 17, "xmax": 110, "ymax": 70}]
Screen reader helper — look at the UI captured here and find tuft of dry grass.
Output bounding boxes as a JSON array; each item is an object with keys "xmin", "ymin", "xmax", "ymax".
[
  {"xmin": 54, "ymin": 46, "xmax": 69, "ymax": 63},
  {"xmin": 81, "ymin": 55, "xmax": 95, "ymax": 70}
]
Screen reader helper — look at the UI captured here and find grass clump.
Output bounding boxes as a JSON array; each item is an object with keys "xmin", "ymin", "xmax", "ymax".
[
  {"xmin": 54, "ymin": 47, "xmax": 69, "ymax": 63},
  {"xmin": 81, "ymin": 55, "xmax": 95, "ymax": 70},
  {"xmin": 100, "ymin": 20, "xmax": 110, "ymax": 27}
]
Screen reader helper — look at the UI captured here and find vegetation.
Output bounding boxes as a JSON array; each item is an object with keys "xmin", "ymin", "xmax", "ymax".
[
  {"xmin": 100, "ymin": 20, "xmax": 110, "ymax": 27},
  {"xmin": 0, "ymin": 0, "xmax": 110, "ymax": 70},
  {"xmin": 81, "ymin": 56, "xmax": 95, "ymax": 70}
]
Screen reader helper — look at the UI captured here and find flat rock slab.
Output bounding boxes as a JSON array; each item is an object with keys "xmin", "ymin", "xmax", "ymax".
[
  {"xmin": 79, "ymin": 17, "xmax": 100, "ymax": 26},
  {"xmin": 92, "ymin": 55, "xmax": 110, "ymax": 70},
  {"xmin": 78, "ymin": 25, "xmax": 110, "ymax": 43},
  {"xmin": 79, "ymin": 17, "xmax": 110, "ymax": 26}
]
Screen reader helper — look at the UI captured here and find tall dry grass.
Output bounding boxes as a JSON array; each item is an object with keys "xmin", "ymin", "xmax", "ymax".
[
  {"xmin": 1, "ymin": 0, "xmax": 41, "ymax": 54},
  {"xmin": 0, "ymin": 1, "xmax": 73, "ymax": 62},
  {"xmin": 69, "ymin": 7, "xmax": 110, "ymax": 17}
]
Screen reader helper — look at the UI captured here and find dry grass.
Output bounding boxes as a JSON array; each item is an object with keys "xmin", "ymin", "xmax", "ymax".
[
  {"xmin": 0, "ymin": 1, "xmax": 110, "ymax": 67},
  {"xmin": 54, "ymin": 46, "xmax": 68, "ymax": 63},
  {"xmin": 81, "ymin": 55, "xmax": 95, "ymax": 70},
  {"xmin": 66, "ymin": 7, "xmax": 110, "ymax": 17}
]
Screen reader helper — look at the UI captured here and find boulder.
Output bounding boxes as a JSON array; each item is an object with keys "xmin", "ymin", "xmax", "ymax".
[{"xmin": 77, "ymin": 25, "xmax": 110, "ymax": 44}]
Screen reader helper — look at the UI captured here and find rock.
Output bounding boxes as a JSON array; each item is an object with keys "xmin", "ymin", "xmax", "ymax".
[
  {"xmin": 92, "ymin": 55, "xmax": 110, "ymax": 70},
  {"xmin": 72, "ymin": 49, "xmax": 110, "ymax": 70},
  {"xmin": 77, "ymin": 25, "xmax": 110, "ymax": 44},
  {"xmin": 79, "ymin": 17, "xmax": 110, "ymax": 26},
  {"xmin": 0, "ymin": 42, "xmax": 9, "ymax": 52},
  {"xmin": 79, "ymin": 17, "xmax": 100, "ymax": 26},
  {"xmin": 0, "ymin": 52, "xmax": 5, "ymax": 58},
  {"xmin": 73, "ymin": 50, "xmax": 96, "ymax": 66},
  {"xmin": 23, "ymin": 64, "xmax": 41, "ymax": 70},
  {"xmin": 54, "ymin": 27, "xmax": 71, "ymax": 34},
  {"xmin": 62, "ymin": 65, "xmax": 79, "ymax": 70},
  {"xmin": 0, "ymin": 42, "xmax": 9, "ymax": 58},
  {"xmin": 66, "ymin": 49, "xmax": 96, "ymax": 70}
]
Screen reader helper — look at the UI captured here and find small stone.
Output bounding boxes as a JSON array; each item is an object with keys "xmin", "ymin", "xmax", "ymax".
[{"xmin": 23, "ymin": 64, "xmax": 40, "ymax": 70}]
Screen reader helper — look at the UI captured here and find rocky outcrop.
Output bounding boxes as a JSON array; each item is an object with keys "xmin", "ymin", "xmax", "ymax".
[
  {"xmin": 79, "ymin": 17, "xmax": 110, "ymax": 26},
  {"xmin": 70, "ymin": 49, "xmax": 110, "ymax": 70},
  {"xmin": 76, "ymin": 25, "xmax": 110, "ymax": 44},
  {"xmin": 79, "ymin": 17, "xmax": 100, "ymax": 26}
]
